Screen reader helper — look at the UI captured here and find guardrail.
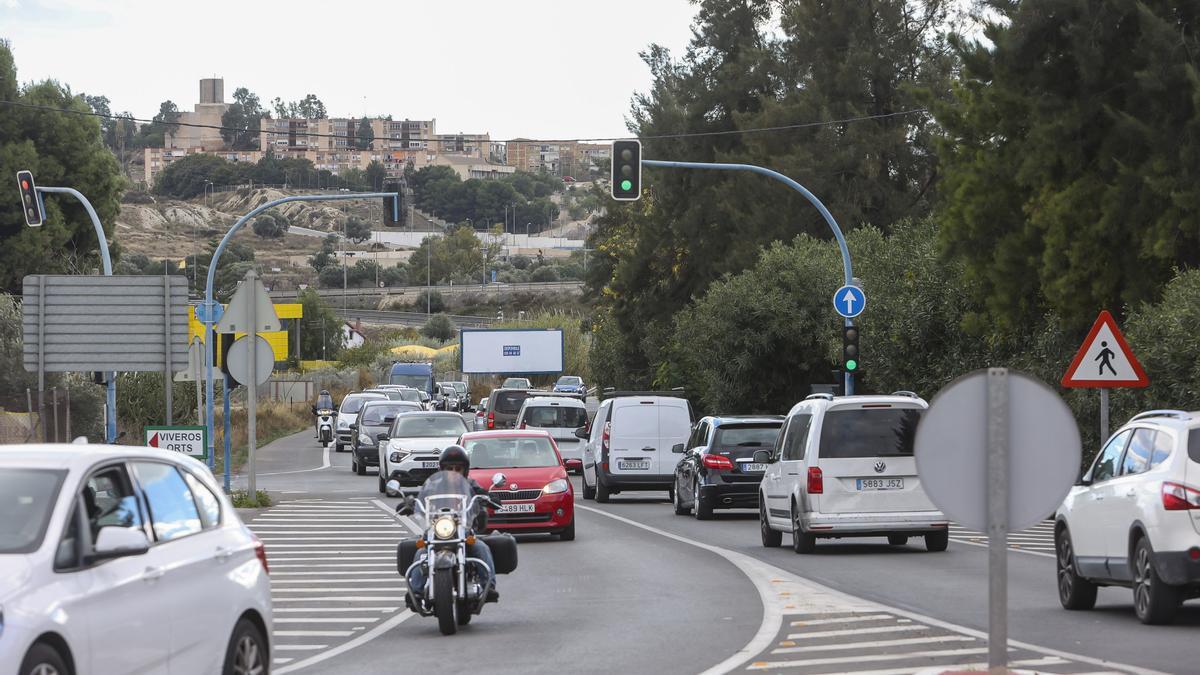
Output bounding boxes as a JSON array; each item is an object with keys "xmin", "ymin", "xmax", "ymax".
[
  {"xmin": 334, "ymin": 308, "xmax": 499, "ymax": 327},
  {"xmin": 270, "ymin": 280, "xmax": 584, "ymax": 300}
]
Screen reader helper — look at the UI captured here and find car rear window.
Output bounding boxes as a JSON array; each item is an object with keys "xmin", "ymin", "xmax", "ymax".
[
  {"xmin": 0, "ymin": 468, "xmax": 66, "ymax": 553},
  {"xmin": 714, "ymin": 423, "xmax": 781, "ymax": 447},
  {"xmin": 341, "ymin": 395, "xmax": 382, "ymax": 414},
  {"xmin": 818, "ymin": 408, "xmax": 923, "ymax": 458},
  {"xmin": 361, "ymin": 403, "xmax": 415, "ymax": 425},
  {"xmin": 525, "ymin": 405, "xmax": 588, "ymax": 429},
  {"xmin": 465, "ymin": 436, "xmax": 559, "ymax": 468},
  {"xmin": 616, "ymin": 403, "xmax": 659, "ymax": 436},
  {"xmin": 1190, "ymin": 429, "xmax": 1200, "ymax": 464},
  {"xmin": 495, "ymin": 391, "xmax": 530, "ymax": 414}
]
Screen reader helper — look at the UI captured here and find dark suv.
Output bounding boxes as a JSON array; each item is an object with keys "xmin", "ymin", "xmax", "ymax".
[
  {"xmin": 484, "ymin": 388, "xmax": 545, "ymax": 430},
  {"xmin": 672, "ymin": 415, "xmax": 784, "ymax": 519}
]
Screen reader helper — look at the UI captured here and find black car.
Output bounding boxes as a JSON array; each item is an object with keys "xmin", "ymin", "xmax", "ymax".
[
  {"xmin": 349, "ymin": 400, "xmax": 422, "ymax": 476},
  {"xmin": 672, "ymin": 415, "xmax": 784, "ymax": 519}
]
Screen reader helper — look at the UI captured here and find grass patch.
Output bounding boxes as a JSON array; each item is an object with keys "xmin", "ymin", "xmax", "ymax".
[
  {"xmin": 211, "ymin": 399, "xmax": 312, "ymax": 477},
  {"xmin": 230, "ymin": 490, "xmax": 273, "ymax": 508}
]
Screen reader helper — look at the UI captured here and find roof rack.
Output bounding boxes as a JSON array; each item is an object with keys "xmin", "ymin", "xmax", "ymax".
[
  {"xmin": 891, "ymin": 390, "xmax": 920, "ymax": 399},
  {"xmin": 599, "ymin": 389, "xmax": 687, "ymax": 401},
  {"xmin": 805, "ymin": 393, "xmax": 834, "ymax": 401},
  {"xmin": 1129, "ymin": 410, "xmax": 1191, "ymax": 423}
]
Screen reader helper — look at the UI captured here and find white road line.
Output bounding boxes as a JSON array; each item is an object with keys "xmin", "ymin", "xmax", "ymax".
[
  {"xmin": 272, "ymin": 596, "xmax": 406, "ymax": 602},
  {"xmin": 789, "ymin": 614, "xmax": 893, "ymax": 627},
  {"xmin": 274, "ymin": 618, "xmax": 381, "ymax": 624},
  {"xmin": 273, "ymin": 607, "xmax": 398, "ymax": 613},
  {"xmin": 265, "ymin": 557, "xmax": 393, "ymax": 562},
  {"xmin": 260, "ymin": 544, "xmax": 397, "ymax": 548},
  {"xmin": 249, "ymin": 523, "xmax": 400, "ymax": 527},
  {"xmin": 369, "ymin": 498, "xmax": 426, "ymax": 536},
  {"xmin": 786, "ymin": 624, "xmax": 927, "ymax": 640},
  {"xmin": 273, "ymin": 645, "xmax": 327, "ymax": 651},
  {"xmin": 799, "ymin": 655, "xmax": 1068, "ymax": 675},
  {"xmin": 270, "ymin": 587, "xmax": 406, "ymax": 593},
  {"xmin": 948, "ymin": 536, "xmax": 1056, "ymax": 559},
  {"xmin": 271, "ymin": 564, "xmax": 395, "ymax": 569},
  {"xmin": 772, "ymin": 634, "xmax": 977, "ymax": 654},
  {"xmin": 254, "ymin": 532, "xmax": 400, "ymax": 536},
  {"xmin": 270, "ymin": 579, "xmax": 402, "ymax": 584},
  {"xmin": 273, "ymin": 630, "xmax": 356, "ymax": 637},
  {"xmin": 273, "ymin": 658, "xmax": 294, "ymax": 665},
  {"xmin": 748, "ymin": 646, "xmax": 992, "ymax": 670},
  {"xmin": 274, "ymin": 611, "xmax": 415, "ymax": 675},
  {"xmin": 257, "ymin": 537, "xmax": 392, "ymax": 541},
  {"xmin": 272, "ymin": 571, "xmax": 394, "ymax": 576}
]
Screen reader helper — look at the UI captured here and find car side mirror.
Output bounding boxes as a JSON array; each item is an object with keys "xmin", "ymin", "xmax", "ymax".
[
  {"xmin": 491, "ymin": 472, "xmax": 507, "ymax": 488},
  {"xmin": 385, "ymin": 479, "xmax": 402, "ymax": 497},
  {"xmin": 574, "ymin": 427, "xmax": 589, "ymax": 439},
  {"xmin": 752, "ymin": 449, "xmax": 773, "ymax": 464},
  {"xmin": 349, "ymin": 423, "xmax": 357, "ymax": 430},
  {"xmin": 376, "ymin": 433, "xmax": 389, "ymax": 442},
  {"xmin": 671, "ymin": 443, "xmax": 685, "ymax": 454},
  {"xmin": 88, "ymin": 526, "xmax": 150, "ymax": 563}
]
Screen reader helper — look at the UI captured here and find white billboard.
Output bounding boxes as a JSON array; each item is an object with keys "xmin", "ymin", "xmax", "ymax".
[{"xmin": 460, "ymin": 329, "xmax": 564, "ymax": 374}]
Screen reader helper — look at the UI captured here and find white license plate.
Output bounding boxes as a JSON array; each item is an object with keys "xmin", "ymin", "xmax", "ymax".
[
  {"xmin": 420, "ymin": 461, "xmax": 440, "ymax": 469},
  {"xmin": 497, "ymin": 503, "xmax": 535, "ymax": 513},
  {"xmin": 742, "ymin": 463, "xmax": 767, "ymax": 473},
  {"xmin": 857, "ymin": 478, "xmax": 904, "ymax": 491},
  {"xmin": 618, "ymin": 460, "xmax": 649, "ymax": 470}
]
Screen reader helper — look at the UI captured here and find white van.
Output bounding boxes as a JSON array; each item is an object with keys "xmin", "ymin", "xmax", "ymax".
[
  {"xmin": 516, "ymin": 395, "xmax": 590, "ymax": 473},
  {"xmin": 758, "ymin": 392, "xmax": 949, "ymax": 553},
  {"xmin": 579, "ymin": 394, "xmax": 693, "ymax": 502}
]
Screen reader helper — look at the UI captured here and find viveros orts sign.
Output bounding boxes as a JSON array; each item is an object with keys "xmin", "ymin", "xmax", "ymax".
[{"xmin": 145, "ymin": 425, "xmax": 208, "ymax": 460}]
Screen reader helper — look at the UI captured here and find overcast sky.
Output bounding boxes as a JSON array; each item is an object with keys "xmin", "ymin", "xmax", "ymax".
[{"xmin": 1, "ymin": 0, "xmax": 699, "ymax": 140}]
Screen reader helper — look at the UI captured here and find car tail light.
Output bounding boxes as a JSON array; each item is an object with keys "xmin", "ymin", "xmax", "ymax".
[
  {"xmin": 487, "ymin": 411, "xmax": 495, "ymax": 430},
  {"xmin": 252, "ymin": 534, "xmax": 269, "ymax": 575},
  {"xmin": 1161, "ymin": 482, "xmax": 1200, "ymax": 510},
  {"xmin": 601, "ymin": 421, "xmax": 611, "ymax": 454},
  {"xmin": 807, "ymin": 467, "xmax": 823, "ymax": 494},
  {"xmin": 702, "ymin": 454, "xmax": 734, "ymax": 470}
]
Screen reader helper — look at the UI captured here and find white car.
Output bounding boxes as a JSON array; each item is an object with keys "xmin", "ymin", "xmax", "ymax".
[
  {"xmin": 516, "ymin": 395, "xmax": 590, "ymax": 473},
  {"xmin": 758, "ymin": 392, "xmax": 949, "ymax": 553},
  {"xmin": 1055, "ymin": 409, "xmax": 1200, "ymax": 624},
  {"xmin": 0, "ymin": 444, "xmax": 272, "ymax": 675},
  {"xmin": 580, "ymin": 394, "xmax": 693, "ymax": 502},
  {"xmin": 335, "ymin": 392, "xmax": 387, "ymax": 452},
  {"xmin": 377, "ymin": 412, "xmax": 469, "ymax": 492}
]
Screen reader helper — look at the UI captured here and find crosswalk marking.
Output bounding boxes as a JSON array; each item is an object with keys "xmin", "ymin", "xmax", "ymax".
[
  {"xmin": 771, "ymin": 634, "xmax": 976, "ymax": 655},
  {"xmin": 785, "ymin": 624, "xmax": 927, "ymax": 640},
  {"xmin": 749, "ymin": 647, "xmax": 994, "ymax": 670},
  {"xmin": 788, "ymin": 614, "xmax": 892, "ymax": 627}
]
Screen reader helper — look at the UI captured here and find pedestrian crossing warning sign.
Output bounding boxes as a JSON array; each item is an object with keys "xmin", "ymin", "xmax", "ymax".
[{"xmin": 1061, "ymin": 310, "xmax": 1148, "ymax": 388}]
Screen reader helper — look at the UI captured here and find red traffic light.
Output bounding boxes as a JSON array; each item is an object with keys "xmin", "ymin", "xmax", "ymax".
[
  {"xmin": 16, "ymin": 170, "xmax": 44, "ymax": 226},
  {"xmin": 21, "ymin": 179, "xmax": 29, "ymax": 190}
]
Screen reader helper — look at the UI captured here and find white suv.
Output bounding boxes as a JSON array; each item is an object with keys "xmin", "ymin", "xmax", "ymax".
[
  {"xmin": 1054, "ymin": 409, "xmax": 1200, "ymax": 624},
  {"xmin": 758, "ymin": 393, "xmax": 949, "ymax": 553}
]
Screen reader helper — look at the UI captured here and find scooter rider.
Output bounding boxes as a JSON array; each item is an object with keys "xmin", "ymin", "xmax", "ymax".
[
  {"xmin": 404, "ymin": 445, "xmax": 499, "ymax": 606},
  {"xmin": 312, "ymin": 390, "xmax": 335, "ymax": 438}
]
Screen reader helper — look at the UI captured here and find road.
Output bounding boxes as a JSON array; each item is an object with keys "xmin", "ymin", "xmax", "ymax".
[{"xmin": 233, "ymin": 428, "xmax": 1195, "ymax": 674}]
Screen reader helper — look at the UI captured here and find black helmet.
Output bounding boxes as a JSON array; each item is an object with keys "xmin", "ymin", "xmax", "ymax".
[{"xmin": 439, "ymin": 445, "xmax": 470, "ymax": 473}]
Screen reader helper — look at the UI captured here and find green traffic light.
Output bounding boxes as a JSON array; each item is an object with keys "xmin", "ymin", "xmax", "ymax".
[
  {"xmin": 620, "ymin": 179, "xmax": 632, "ymax": 191},
  {"xmin": 845, "ymin": 359, "xmax": 858, "ymax": 371}
]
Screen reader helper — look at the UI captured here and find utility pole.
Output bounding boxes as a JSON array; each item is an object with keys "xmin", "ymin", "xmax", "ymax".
[{"xmin": 426, "ymin": 237, "xmax": 432, "ymax": 314}]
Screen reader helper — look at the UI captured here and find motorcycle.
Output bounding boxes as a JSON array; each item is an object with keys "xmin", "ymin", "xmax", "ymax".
[
  {"xmin": 315, "ymin": 408, "xmax": 335, "ymax": 447},
  {"xmin": 389, "ymin": 472, "xmax": 518, "ymax": 635}
]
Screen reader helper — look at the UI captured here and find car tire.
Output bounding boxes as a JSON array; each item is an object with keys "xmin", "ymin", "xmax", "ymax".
[
  {"xmin": 20, "ymin": 642, "xmax": 69, "ymax": 675},
  {"xmin": 356, "ymin": 457, "xmax": 367, "ymax": 476},
  {"xmin": 673, "ymin": 480, "xmax": 691, "ymax": 515},
  {"xmin": 693, "ymin": 481, "xmax": 713, "ymax": 521},
  {"xmin": 792, "ymin": 505, "xmax": 816, "ymax": 554},
  {"xmin": 581, "ymin": 471, "xmax": 596, "ymax": 500},
  {"xmin": 1133, "ymin": 537, "xmax": 1181, "ymax": 624},
  {"xmin": 595, "ymin": 475, "xmax": 611, "ymax": 503},
  {"xmin": 1055, "ymin": 526, "xmax": 1098, "ymax": 610},
  {"xmin": 335, "ymin": 443, "xmax": 343, "ymax": 453},
  {"xmin": 559, "ymin": 518, "xmax": 576, "ymax": 541},
  {"xmin": 378, "ymin": 470, "xmax": 386, "ymax": 494},
  {"xmin": 887, "ymin": 534, "xmax": 908, "ymax": 546},
  {"xmin": 760, "ymin": 500, "xmax": 782, "ymax": 548},
  {"xmin": 924, "ymin": 530, "xmax": 949, "ymax": 552},
  {"xmin": 222, "ymin": 618, "xmax": 268, "ymax": 675}
]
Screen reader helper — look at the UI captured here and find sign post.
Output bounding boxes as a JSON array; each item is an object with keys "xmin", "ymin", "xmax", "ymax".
[{"xmin": 1061, "ymin": 310, "xmax": 1149, "ymax": 442}]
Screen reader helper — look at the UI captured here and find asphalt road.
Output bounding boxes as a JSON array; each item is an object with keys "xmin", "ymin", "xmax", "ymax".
[{"xmin": 234, "ymin": 426, "xmax": 1195, "ymax": 674}]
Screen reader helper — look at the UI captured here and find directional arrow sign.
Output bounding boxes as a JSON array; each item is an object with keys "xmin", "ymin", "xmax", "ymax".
[
  {"xmin": 1061, "ymin": 310, "xmax": 1148, "ymax": 388},
  {"xmin": 215, "ymin": 269, "xmax": 279, "ymax": 334},
  {"xmin": 833, "ymin": 284, "xmax": 866, "ymax": 319}
]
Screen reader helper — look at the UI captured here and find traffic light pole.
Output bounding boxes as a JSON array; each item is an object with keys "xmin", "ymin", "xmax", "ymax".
[
  {"xmin": 202, "ymin": 192, "xmax": 400, "ymax": 475},
  {"xmin": 640, "ymin": 159, "xmax": 856, "ymax": 394}
]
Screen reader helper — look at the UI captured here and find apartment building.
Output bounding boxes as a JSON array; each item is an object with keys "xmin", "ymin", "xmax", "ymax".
[
  {"xmin": 431, "ymin": 153, "xmax": 516, "ymax": 181},
  {"xmin": 432, "ymin": 132, "xmax": 489, "ymax": 158}
]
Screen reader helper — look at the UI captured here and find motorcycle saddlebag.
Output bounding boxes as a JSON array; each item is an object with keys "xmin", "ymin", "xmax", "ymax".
[
  {"xmin": 481, "ymin": 533, "xmax": 518, "ymax": 574},
  {"xmin": 397, "ymin": 540, "xmax": 419, "ymax": 574}
]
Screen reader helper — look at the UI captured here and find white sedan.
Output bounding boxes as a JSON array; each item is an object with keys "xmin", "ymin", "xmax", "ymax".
[{"xmin": 0, "ymin": 444, "xmax": 272, "ymax": 675}]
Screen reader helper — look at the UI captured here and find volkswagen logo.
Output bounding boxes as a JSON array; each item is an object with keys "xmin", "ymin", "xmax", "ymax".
[
  {"xmin": 509, "ymin": 483, "xmax": 519, "ymax": 490},
  {"xmin": 873, "ymin": 460, "xmax": 886, "ymax": 474}
]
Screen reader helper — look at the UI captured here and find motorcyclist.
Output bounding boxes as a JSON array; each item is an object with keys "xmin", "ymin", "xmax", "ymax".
[
  {"xmin": 312, "ymin": 390, "xmax": 335, "ymax": 439},
  {"xmin": 403, "ymin": 445, "xmax": 499, "ymax": 608}
]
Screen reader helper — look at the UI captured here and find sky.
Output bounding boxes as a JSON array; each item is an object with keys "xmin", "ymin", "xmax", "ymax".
[{"xmin": 0, "ymin": 0, "xmax": 699, "ymax": 140}]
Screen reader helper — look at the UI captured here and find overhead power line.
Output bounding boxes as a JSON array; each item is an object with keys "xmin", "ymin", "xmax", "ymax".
[{"xmin": 0, "ymin": 98, "xmax": 930, "ymax": 145}]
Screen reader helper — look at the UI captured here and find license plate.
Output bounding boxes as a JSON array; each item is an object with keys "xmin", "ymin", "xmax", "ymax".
[
  {"xmin": 420, "ymin": 461, "xmax": 440, "ymax": 469},
  {"xmin": 498, "ymin": 503, "xmax": 535, "ymax": 513},
  {"xmin": 857, "ymin": 478, "xmax": 904, "ymax": 490},
  {"xmin": 618, "ymin": 460, "xmax": 649, "ymax": 470},
  {"xmin": 742, "ymin": 463, "xmax": 767, "ymax": 473}
]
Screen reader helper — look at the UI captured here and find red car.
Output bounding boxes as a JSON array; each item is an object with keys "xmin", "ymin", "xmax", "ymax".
[{"xmin": 459, "ymin": 430, "xmax": 576, "ymax": 541}]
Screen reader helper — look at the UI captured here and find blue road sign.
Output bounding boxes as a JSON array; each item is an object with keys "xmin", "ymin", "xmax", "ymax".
[
  {"xmin": 194, "ymin": 301, "xmax": 224, "ymax": 325},
  {"xmin": 833, "ymin": 285, "xmax": 866, "ymax": 318}
]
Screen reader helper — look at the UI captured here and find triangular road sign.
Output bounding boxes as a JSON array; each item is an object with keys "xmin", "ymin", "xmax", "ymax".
[
  {"xmin": 1061, "ymin": 310, "xmax": 1148, "ymax": 388},
  {"xmin": 148, "ymin": 432, "xmax": 159, "ymax": 448},
  {"xmin": 215, "ymin": 269, "xmax": 279, "ymax": 334}
]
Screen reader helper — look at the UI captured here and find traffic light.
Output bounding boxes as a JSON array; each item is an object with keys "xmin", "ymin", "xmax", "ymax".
[
  {"xmin": 610, "ymin": 139, "xmax": 641, "ymax": 201},
  {"xmin": 842, "ymin": 323, "xmax": 860, "ymax": 373},
  {"xmin": 17, "ymin": 170, "xmax": 43, "ymax": 227}
]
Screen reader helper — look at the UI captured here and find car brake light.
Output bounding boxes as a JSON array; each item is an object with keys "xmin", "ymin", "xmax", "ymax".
[
  {"xmin": 702, "ymin": 454, "xmax": 734, "ymax": 470},
  {"xmin": 601, "ymin": 421, "xmax": 611, "ymax": 453},
  {"xmin": 1161, "ymin": 482, "xmax": 1200, "ymax": 510},
  {"xmin": 252, "ymin": 534, "xmax": 269, "ymax": 574},
  {"xmin": 807, "ymin": 467, "xmax": 823, "ymax": 494},
  {"xmin": 487, "ymin": 411, "xmax": 495, "ymax": 430}
]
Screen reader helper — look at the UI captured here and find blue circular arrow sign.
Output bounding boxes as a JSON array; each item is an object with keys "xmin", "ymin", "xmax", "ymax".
[{"xmin": 833, "ymin": 285, "xmax": 866, "ymax": 318}]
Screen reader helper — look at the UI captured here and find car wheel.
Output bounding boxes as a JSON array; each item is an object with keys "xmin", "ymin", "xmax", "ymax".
[
  {"xmin": 887, "ymin": 534, "xmax": 908, "ymax": 546},
  {"xmin": 581, "ymin": 470, "xmax": 596, "ymax": 500},
  {"xmin": 335, "ymin": 443, "xmax": 343, "ymax": 453},
  {"xmin": 791, "ymin": 504, "xmax": 816, "ymax": 554},
  {"xmin": 760, "ymin": 500, "xmax": 782, "ymax": 548},
  {"xmin": 1133, "ymin": 537, "xmax": 1181, "ymax": 624},
  {"xmin": 378, "ymin": 469, "xmax": 386, "ymax": 494},
  {"xmin": 356, "ymin": 457, "xmax": 367, "ymax": 476},
  {"xmin": 1055, "ymin": 526, "xmax": 1097, "ymax": 610},
  {"xmin": 924, "ymin": 530, "xmax": 949, "ymax": 552},
  {"xmin": 693, "ymin": 480, "xmax": 713, "ymax": 521},
  {"xmin": 595, "ymin": 474, "xmax": 611, "ymax": 503},
  {"xmin": 559, "ymin": 518, "xmax": 576, "ymax": 541},
  {"xmin": 673, "ymin": 479, "xmax": 691, "ymax": 515},
  {"xmin": 20, "ymin": 643, "xmax": 69, "ymax": 675},
  {"xmin": 222, "ymin": 618, "xmax": 267, "ymax": 675}
]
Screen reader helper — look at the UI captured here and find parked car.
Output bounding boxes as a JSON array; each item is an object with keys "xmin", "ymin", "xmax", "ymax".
[
  {"xmin": 335, "ymin": 392, "xmax": 387, "ymax": 452},
  {"xmin": 579, "ymin": 393, "xmax": 693, "ymax": 502},
  {"xmin": 673, "ymin": 415, "xmax": 784, "ymax": 519},
  {"xmin": 553, "ymin": 375, "xmax": 587, "ymax": 399},
  {"xmin": 350, "ymin": 400, "xmax": 422, "ymax": 476},
  {"xmin": 1055, "ymin": 409, "xmax": 1200, "ymax": 624},
  {"xmin": 516, "ymin": 395, "xmax": 590, "ymax": 473},
  {"xmin": 0, "ymin": 444, "xmax": 272, "ymax": 675},
  {"xmin": 758, "ymin": 392, "xmax": 949, "ymax": 553},
  {"xmin": 377, "ymin": 412, "xmax": 469, "ymax": 492},
  {"xmin": 484, "ymin": 388, "xmax": 545, "ymax": 430},
  {"xmin": 460, "ymin": 430, "xmax": 575, "ymax": 540},
  {"xmin": 502, "ymin": 377, "xmax": 532, "ymax": 390}
]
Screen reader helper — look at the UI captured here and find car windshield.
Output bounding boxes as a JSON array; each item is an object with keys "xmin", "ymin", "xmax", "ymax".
[
  {"xmin": 0, "ymin": 468, "xmax": 66, "ymax": 553},
  {"xmin": 818, "ymin": 408, "xmax": 923, "ymax": 458},
  {"xmin": 361, "ymin": 403, "xmax": 417, "ymax": 425},
  {"xmin": 503, "ymin": 378, "xmax": 529, "ymax": 388},
  {"xmin": 494, "ymin": 391, "xmax": 530, "ymax": 414},
  {"xmin": 392, "ymin": 415, "xmax": 467, "ymax": 438},
  {"xmin": 340, "ymin": 395, "xmax": 383, "ymax": 414},
  {"xmin": 465, "ymin": 436, "xmax": 560, "ymax": 468},
  {"xmin": 523, "ymin": 405, "xmax": 588, "ymax": 429},
  {"xmin": 451, "ymin": 383, "xmax": 468, "ymax": 393},
  {"xmin": 557, "ymin": 376, "xmax": 582, "ymax": 386},
  {"xmin": 390, "ymin": 373, "xmax": 429, "ymax": 389},
  {"xmin": 714, "ymin": 423, "xmax": 781, "ymax": 447}
]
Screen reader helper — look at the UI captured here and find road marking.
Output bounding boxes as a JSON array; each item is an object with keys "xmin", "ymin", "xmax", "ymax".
[
  {"xmin": 272, "ymin": 596, "xmax": 406, "ymax": 602},
  {"xmin": 259, "ymin": 544, "xmax": 397, "ymax": 548},
  {"xmin": 273, "ymin": 630, "xmax": 356, "ymax": 637},
  {"xmin": 265, "ymin": 557, "xmax": 394, "ymax": 562},
  {"xmin": 797, "ymin": 655, "xmax": 1068, "ymax": 675},
  {"xmin": 274, "ymin": 607, "xmax": 398, "ymax": 613},
  {"xmin": 273, "ymin": 645, "xmax": 327, "ymax": 651},
  {"xmin": 273, "ymin": 658, "xmax": 294, "ymax": 665},
  {"xmin": 786, "ymin": 624, "xmax": 927, "ymax": 640},
  {"xmin": 270, "ymin": 578, "xmax": 403, "ymax": 584},
  {"xmin": 748, "ymin": 646, "xmax": 993, "ymax": 670},
  {"xmin": 273, "ymin": 612, "xmax": 414, "ymax": 675},
  {"xmin": 274, "ymin": 618, "xmax": 381, "ymax": 623},
  {"xmin": 270, "ymin": 587, "xmax": 406, "ymax": 593},
  {"xmin": 256, "ymin": 444, "xmax": 331, "ymax": 476},
  {"xmin": 771, "ymin": 634, "xmax": 976, "ymax": 654},
  {"xmin": 272, "ymin": 570, "xmax": 395, "ymax": 576},
  {"xmin": 789, "ymin": 613, "xmax": 892, "ymax": 627},
  {"xmin": 271, "ymin": 563, "xmax": 395, "ymax": 569}
]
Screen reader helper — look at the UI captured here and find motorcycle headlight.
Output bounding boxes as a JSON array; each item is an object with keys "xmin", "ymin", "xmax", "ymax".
[
  {"xmin": 358, "ymin": 433, "xmax": 374, "ymax": 446},
  {"xmin": 543, "ymin": 478, "xmax": 570, "ymax": 494},
  {"xmin": 433, "ymin": 516, "xmax": 456, "ymax": 540}
]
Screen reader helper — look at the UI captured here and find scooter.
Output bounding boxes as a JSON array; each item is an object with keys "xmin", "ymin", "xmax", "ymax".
[{"xmin": 315, "ymin": 408, "xmax": 335, "ymax": 447}]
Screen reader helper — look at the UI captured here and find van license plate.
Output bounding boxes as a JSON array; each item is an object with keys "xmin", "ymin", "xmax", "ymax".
[
  {"xmin": 497, "ymin": 503, "xmax": 535, "ymax": 513},
  {"xmin": 857, "ymin": 478, "xmax": 904, "ymax": 490},
  {"xmin": 619, "ymin": 460, "xmax": 649, "ymax": 470},
  {"xmin": 742, "ymin": 463, "xmax": 767, "ymax": 473}
]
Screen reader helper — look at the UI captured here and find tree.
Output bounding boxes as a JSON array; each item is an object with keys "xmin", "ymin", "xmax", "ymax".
[
  {"xmin": 298, "ymin": 289, "xmax": 345, "ymax": 360},
  {"xmin": 413, "ymin": 290, "xmax": 446, "ymax": 314},
  {"xmin": 252, "ymin": 213, "xmax": 288, "ymax": 238},
  {"xmin": 221, "ymin": 87, "xmax": 266, "ymax": 150},
  {"xmin": 0, "ymin": 41, "xmax": 124, "ymax": 292},
  {"xmin": 365, "ymin": 160, "xmax": 387, "ymax": 191},
  {"xmin": 344, "ymin": 216, "xmax": 372, "ymax": 243},
  {"xmin": 153, "ymin": 153, "xmax": 232, "ymax": 198},
  {"xmin": 355, "ymin": 118, "xmax": 374, "ymax": 150},
  {"xmin": 138, "ymin": 100, "xmax": 180, "ymax": 147},
  {"xmin": 421, "ymin": 313, "xmax": 457, "ymax": 341},
  {"xmin": 296, "ymin": 94, "xmax": 326, "ymax": 119},
  {"xmin": 934, "ymin": 0, "xmax": 1200, "ymax": 332}
]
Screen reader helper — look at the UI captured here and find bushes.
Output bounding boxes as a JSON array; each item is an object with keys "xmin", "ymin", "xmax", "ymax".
[{"xmin": 421, "ymin": 313, "xmax": 457, "ymax": 341}]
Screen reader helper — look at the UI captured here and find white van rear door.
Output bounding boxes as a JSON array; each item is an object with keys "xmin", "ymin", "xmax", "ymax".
[
  {"xmin": 658, "ymin": 400, "xmax": 693, "ymax": 476},
  {"xmin": 608, "ymin": 400, "xmax": 661, "ymax": 476}
]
